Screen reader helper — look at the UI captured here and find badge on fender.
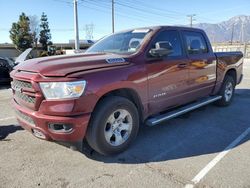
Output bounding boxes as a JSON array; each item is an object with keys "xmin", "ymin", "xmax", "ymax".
[{"xmin": 106, "ymin": 58, "xmax": 126, "ymax": 64}]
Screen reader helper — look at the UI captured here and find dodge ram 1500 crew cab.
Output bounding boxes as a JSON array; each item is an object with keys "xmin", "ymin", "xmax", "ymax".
[{"xmin": 11, "ymin": 26, "xmax": 243, "ymax": 155}]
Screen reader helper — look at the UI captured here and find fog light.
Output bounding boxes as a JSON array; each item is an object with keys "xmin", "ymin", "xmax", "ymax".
[
  {"xmin": 48, "ymin": 123, "xmax": 73, "ymax": 133},
  {"xmin": 32, "ymin": 129, "xmax": 46, "ymax": 139}
]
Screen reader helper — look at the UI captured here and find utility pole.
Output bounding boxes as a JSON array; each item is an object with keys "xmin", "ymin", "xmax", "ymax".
[
  {"xmin": 112, "ymin": 0, "xmax": 115, "ymax": 33},
  {"xmin": 73, "ymin": 0, "xmax": 80, "ymax": 51},
  {"xmin": 241, "ymin": 22, "xmax": 244, "ymax": 44},
  {"xmin": 230, "ymin": 24, "xmax": 235, "ymax": 45},
  {"xmin": 187, "ymin": 14, "xmax": 196, "ymax": 27}
]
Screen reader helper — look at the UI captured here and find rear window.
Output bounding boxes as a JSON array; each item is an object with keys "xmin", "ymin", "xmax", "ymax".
[{"xmin": 183, "ymin": 31, "xmax": 208, "ymax": 55}]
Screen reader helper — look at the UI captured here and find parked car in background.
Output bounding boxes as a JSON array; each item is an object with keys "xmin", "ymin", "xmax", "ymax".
[
  {"xmin": 86, "ymin": 40, "xmax": 95, "ymax": 44},
  {"xmin": 0, "ymin": 57, "xmax": 14, "ymax": 83}
]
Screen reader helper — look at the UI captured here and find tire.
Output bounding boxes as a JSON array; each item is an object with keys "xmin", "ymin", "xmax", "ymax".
[
  {"xmin": 86, "ymin": 96, "xmax": 139, "ymax": 155},
  {"xmin": 215, "ymin": 75, "xmax": 235, "ymax": 106}
]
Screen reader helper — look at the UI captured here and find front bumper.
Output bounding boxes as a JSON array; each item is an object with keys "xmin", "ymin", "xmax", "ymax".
[{"xmin": 12, "ymin": 100, "xmax": 91, "ymax": 142}]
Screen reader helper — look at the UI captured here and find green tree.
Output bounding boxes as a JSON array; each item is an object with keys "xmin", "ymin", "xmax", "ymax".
[
  {"xmin": 9, "ymin": 13, "xmax": 33, "ymax": 51},
  {"xmin": 39, "ymin": 12, "xmax": 52, "ymax": 50}
]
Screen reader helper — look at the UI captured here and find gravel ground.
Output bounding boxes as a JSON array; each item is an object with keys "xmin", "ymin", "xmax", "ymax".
[{"xmin": 0, "ymin": 59, "xmax": 249, "ymax": 188}]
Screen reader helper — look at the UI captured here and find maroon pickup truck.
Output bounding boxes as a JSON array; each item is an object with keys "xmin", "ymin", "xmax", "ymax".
[{"xmin": 11, "ymin": 26, "xmax": 243, "ymax": 155}]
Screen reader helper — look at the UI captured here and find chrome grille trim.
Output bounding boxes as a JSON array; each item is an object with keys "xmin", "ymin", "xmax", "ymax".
[
  {"xmin": 15, "ymin": 109, "xmax": 35, "ymax": 126},
  {"xmin": 12, "ymin": 79, "xmax": 32, "ymax": 89},
  {"xmin": 15, "ymin": 91, "xmax": 36, "ymax": 104},
  {"xmin": 12, "ymin": 79, "xmax": 37, "ymax": 105}
]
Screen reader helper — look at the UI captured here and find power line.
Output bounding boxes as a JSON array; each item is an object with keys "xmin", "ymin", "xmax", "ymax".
[
  {"xmin": 119, "ymin": 0, "xmax": 185, "ymax": 17},
  {"xmin": 78, "ymin": 1, "xmax": 157, "ymax": 25},
  {"xmin": 53, "ymin": 0, "xmax": 216, "ymax": 27},
  {"xmin": 52, "ymin": 0, "xmax": 72, "ymax": 6},
  {"xmin": 51, "ymin": 0, "xmax": 217, "ymax": 26},
  {"xmin": 115, "ymin": 1, "xmax": 182, "ymax": 20},
  {"xmin": 82, "ymin": 0, "xmax": 152, "ymax": 21},
  {"xmin": 83, "ymin": 0, "xmax": 110, "ymax": 8},
  {"xmin": 82, "ymin": 0, "xmax": 114, "ymax": 33},
  {"xmin": 80, "ymin": 0, "xmax": 187, "ymax": 26}
]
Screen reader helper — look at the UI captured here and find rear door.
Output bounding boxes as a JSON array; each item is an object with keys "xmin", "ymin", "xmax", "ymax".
[
  {"xmin": 146, "ymin": 29, "xmax": 190, "ymax": 115},
  {"xmin": 181, "ymin": 30, "xmax": 217, "ymax": 99}
]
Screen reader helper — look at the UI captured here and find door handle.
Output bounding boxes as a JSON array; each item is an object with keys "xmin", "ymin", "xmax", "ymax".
[{"xmin": 178, "ymin": 63, "xmax": 188, "ymax": 68}]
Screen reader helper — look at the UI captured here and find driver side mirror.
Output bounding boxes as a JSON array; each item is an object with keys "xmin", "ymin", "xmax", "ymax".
[{"xmin": 149, "ymin": 41, "xmax": 173, "ymax": 58}]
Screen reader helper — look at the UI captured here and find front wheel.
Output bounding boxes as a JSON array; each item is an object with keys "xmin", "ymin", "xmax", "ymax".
[
  {"xmin": 216, "ymin": 75, "xmax": 235, "ymax": 106},
  {"xmin": 86, "ymin": 96, "xmax": 139, "ymax": 155}
]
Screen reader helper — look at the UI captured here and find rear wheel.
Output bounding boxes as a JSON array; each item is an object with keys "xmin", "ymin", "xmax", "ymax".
[
  {"xmin": 216, "ymin": 75, "xmax": 235, "ymax": 106},
  {"xmin": 86, "ymin": 96, "xmax": 139, "ymax": 155}
]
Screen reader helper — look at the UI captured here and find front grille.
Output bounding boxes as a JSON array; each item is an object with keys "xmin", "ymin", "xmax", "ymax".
[
  {"xmin": 15, "ymin": 91, "xmax": 36, "ymax": 104},
  {"xmin": 12, "ymin": 79, "xmax": 32, "ymax": 89},
  {"xmin": 15, "ymin": 109, "xmax": 35, "ymax": 126},
  {"xmin": 12, "ymin": 79, "xmax": 37, "ymax": 106}
]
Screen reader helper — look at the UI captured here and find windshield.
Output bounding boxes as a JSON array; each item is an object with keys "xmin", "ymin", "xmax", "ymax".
[{"xmin": 86, "ymin": 29, "xmax": 151, "ymax": 54}]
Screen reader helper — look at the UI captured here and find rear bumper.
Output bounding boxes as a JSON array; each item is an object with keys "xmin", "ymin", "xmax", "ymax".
[{"xmin": 12, "ymin": 100, "xmax": 91, "ymax": 142}]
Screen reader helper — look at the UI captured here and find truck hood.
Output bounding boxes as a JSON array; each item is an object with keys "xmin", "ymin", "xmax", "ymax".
[{"xmin": 14, "ymin": 52, "xmax": 130, "ymax": 77}]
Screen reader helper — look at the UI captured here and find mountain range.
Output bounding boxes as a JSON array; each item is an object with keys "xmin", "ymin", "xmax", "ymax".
[{"xmin": 193, "ymin": 15, "xmax": 250, "ymax": 43}]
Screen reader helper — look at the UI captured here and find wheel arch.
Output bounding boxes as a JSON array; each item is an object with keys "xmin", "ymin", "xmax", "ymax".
[
  {"xmin": 211, "ymin": 67, "xmax": 237, "ymax": 95},
  {"xmin": 225, "ymin": 68, "xmax": 237, "ymax": 83},
  {"xmin": 93, "ymin": 88, "xmax": 145, "ymax": 123}
]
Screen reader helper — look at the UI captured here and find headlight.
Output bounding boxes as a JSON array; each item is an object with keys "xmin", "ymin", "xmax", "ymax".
[{"xmin": 39, "ymin": 81, "xmax": 86, "ymax": 100}]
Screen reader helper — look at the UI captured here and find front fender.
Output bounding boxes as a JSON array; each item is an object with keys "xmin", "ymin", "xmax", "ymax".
[{"xmin": 71, "ymin": 63, "xmax": 148, "ymax": 116}]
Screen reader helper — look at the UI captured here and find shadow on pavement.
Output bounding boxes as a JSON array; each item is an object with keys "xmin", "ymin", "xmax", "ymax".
[
  {"xmin": 80, "ymin": 89, "xmax": 250, "ymax": 163},
  {"xmin": 0, "ymin": 83, "xmax": 11, "ymax": 90},
  {"xmin": 0, "ymin": 125, "xmax": 23, "ymax": 140}
]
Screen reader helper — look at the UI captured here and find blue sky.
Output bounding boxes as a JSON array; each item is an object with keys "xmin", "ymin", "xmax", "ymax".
[{"xmin": 0, "ymin": 0, "xmax": 249, "ymax": 43}]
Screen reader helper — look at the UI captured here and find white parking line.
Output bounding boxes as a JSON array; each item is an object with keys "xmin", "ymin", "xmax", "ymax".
[
  {"xmin": 0, "ymin": 116, "xmax": 16, "ymax": 121},
  {"xmin": 185, "ymin": 127, "xmax": 250, "ymax": 188},
  {"xmin": 0, "ymin": 88, "xmax": 12, "ymax": 93}
]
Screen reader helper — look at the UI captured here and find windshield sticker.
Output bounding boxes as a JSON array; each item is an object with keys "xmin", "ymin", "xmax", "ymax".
[
  {"xmin": 132, "ymin": 29, "xmax": 150, "ymax": 33},
  {"xmin": 106, "ymin": 58, "xmax": 126, "ymax": 64}
]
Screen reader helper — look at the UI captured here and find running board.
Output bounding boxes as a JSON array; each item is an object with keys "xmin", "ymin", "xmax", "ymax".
[{"xmin": 146, "ymin": 96, "xmax": 222, "ymax": 126}]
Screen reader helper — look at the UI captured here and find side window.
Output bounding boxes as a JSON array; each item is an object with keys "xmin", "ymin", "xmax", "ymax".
[
  {"xmin": 183, "ymin": 31, "xmax": 208, "ymax": 55},
  {"xmin": 152, "ymin": 30, "xmax": 183, "ymax": 57}
]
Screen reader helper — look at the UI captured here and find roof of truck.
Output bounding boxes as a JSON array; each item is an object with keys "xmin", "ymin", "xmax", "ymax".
[
  {"xmin": 138, "ymin": 25, "xmax": 204, "ymax": 31},
  {"xmin": 116, "ymin": 25, "xmax": 205, "ymax": 34}
]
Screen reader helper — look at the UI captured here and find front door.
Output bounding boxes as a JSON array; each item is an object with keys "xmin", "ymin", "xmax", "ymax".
[{"xmin": 146, "ymin": 30, "xmax": 190, "ymax": 115}]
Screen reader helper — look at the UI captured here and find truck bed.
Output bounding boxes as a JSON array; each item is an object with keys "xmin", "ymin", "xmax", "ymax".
[{"xmin": 215, "ymin": 51, "xmax": 243, "ymax": 65}]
